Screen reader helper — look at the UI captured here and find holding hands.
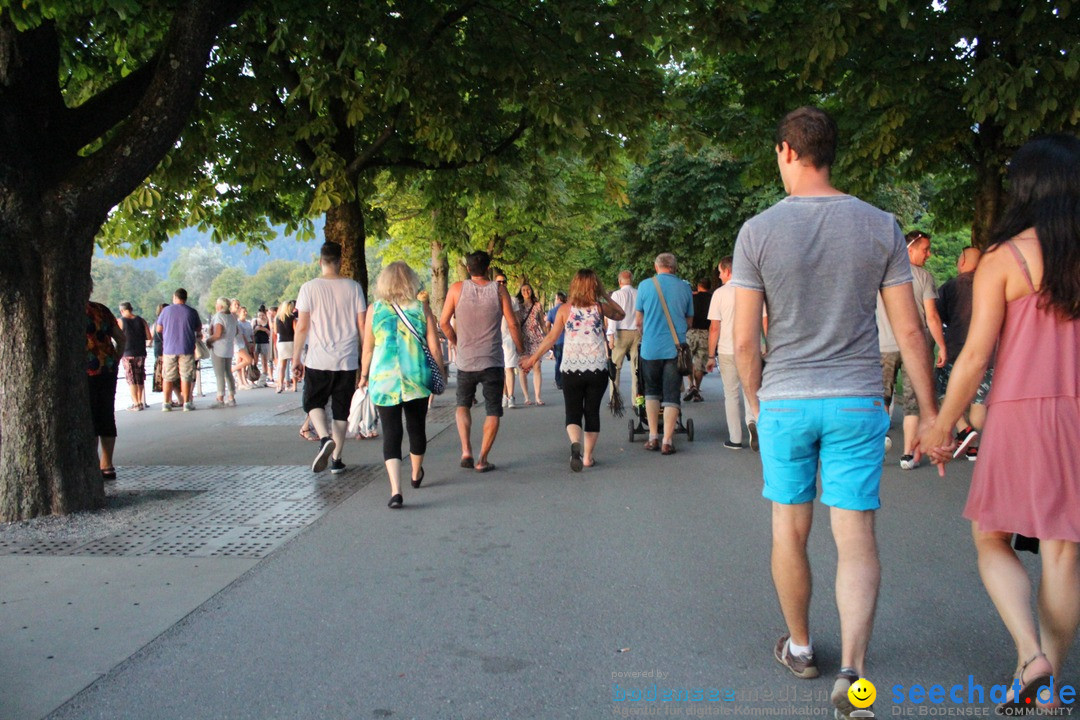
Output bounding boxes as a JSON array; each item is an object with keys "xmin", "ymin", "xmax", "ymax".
[{"xmin": 914, "ymin": 419, "xmax": 958, "ymax": 477}]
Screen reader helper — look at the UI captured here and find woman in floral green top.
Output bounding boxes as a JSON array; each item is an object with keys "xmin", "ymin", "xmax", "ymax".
[{"xmin": 360, "ymin": 262, "xmax": 445, "ymax": 509}]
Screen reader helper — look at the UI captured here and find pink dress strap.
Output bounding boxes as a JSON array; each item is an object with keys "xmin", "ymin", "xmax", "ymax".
[{"xmin": 1003, "ymin": 240, "xmax": 1037, "ymax": 293}]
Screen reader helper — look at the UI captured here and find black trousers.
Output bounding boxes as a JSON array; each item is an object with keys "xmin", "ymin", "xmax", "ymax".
[
  {"xmin": 377, "ymin": 397, "xmax": 429, "ymax": 461},
  {"xmin": 562, "ymin": 369, "xmax": 608, "ymax": 433}
]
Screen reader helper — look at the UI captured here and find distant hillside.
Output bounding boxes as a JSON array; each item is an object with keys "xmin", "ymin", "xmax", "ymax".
[{"xmin": 95, "ymin": 221, "xmax": 325, "ymax": 277}]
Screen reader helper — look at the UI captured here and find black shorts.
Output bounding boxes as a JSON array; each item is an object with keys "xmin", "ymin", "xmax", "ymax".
[
  {"xmin": 302, "ymin": 368, "xmax": 357, "ymax": 421},
  {"xmin": 88, "ymin": 372, "xmax": 118, "ymax": 437},
  {"xmin": 456, "ymin": 367, "xmax": 504, "ymax": 417}
]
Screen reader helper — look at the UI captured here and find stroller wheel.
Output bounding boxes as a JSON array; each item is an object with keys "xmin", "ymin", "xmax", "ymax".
[
  {"xmin": 628, "ymin": 418, "xmax": 636, "ymax": 442},
  {"xmin": 686, "ymin": 417, "xmax": 695, "ymax": 442}
]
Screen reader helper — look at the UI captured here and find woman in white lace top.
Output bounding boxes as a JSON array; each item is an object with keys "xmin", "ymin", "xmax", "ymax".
[{"xmin": 522, "ymin": 269, "xmax": 625, "ymax": 471}]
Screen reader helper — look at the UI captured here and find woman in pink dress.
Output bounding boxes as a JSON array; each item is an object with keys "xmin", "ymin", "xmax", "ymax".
[{"xmin": 921, "ymin": 135, "xmax": 1080, "ymax": 709}]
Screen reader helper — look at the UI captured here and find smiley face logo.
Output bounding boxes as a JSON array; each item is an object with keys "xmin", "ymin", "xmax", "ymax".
[{"xmin": 848, "ymin": 678, "xmax": 876, "ymax": 709}]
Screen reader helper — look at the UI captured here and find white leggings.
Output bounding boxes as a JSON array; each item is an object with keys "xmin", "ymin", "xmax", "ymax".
[{"xmin": 212, "ymin": 354, "xmax": 236, "ymax": 398}]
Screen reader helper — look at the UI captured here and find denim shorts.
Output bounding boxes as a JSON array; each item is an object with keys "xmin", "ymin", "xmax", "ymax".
[
  {"xmin": 759, "ymin": 397, "xmax": 890, "ymax": 511},
  {"xmin": 640, "ymin": 357, "xmax": 682, "ymax": 408}
]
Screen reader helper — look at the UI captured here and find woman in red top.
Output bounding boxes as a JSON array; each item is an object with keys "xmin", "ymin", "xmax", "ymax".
[{"xmin": 86, "ymin": 297, "xmax": 126, "ymax": 480}]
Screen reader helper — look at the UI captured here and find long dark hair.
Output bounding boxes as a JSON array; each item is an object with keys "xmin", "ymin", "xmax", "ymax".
[{"xmin": 991, "ymin": 134, "xmax": 1080, "ymax": 319}]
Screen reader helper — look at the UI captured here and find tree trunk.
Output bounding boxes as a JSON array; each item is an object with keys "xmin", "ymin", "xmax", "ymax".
[
  {"xmin": 324, "ymin": 200, "xmax": 368, "ymax": 298},
  {"xmin": 0, "ymin": 220, "xmax": 103, "ymax": 521},
  {"xmin": 971, "ymin": 157, "xmax": 1006, "ymax": 249},
  {"xmin": 430, "ymin": 237, "xmax": 449, "ymax": 317}
]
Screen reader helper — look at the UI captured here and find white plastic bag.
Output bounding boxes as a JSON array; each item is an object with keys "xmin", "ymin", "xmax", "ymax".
[{"xmin": 347, "ymin": 385, "xmax": 378, "ymax": 437}]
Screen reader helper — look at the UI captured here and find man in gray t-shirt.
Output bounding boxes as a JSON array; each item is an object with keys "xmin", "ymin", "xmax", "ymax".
[
  {"xmin": 898, "ymin": 231, "xmax": 948, "ymax": 469},
  {"xmin": 731, "ymin": 106, "xmax": 937, "ymax": 714}
]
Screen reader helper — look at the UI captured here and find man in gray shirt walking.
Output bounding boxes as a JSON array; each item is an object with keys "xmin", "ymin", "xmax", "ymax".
[
  {"xmin": 732, "ymin": 107, "xmax": 938, "ymax": 718},
  {"xmin": 440, "ymin": 251, "xmax": 523, "ymax": 473}
]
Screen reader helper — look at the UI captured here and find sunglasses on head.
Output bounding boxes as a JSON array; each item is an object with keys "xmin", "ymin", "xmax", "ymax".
[{"xmin": 906, "ymin": 233, "xmax": 928, "ymax": 248}]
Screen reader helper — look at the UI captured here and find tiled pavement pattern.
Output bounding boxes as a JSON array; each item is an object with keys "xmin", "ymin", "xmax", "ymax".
[{"xmin": 0, "ymin": 465, "xmax": 379, "ymax": 559}]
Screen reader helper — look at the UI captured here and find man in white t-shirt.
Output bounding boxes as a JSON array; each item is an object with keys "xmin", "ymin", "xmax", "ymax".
[
  {"xmin": 293, "ymin": 242, "xmax": 367, "ymax": 474},
  {"xmin": 707, "ymin": 256, "xmax": 750, "ymax": 450},
  {"xmin": 606, "ymin": 271, "xmax": 640, "ymax": 400}
]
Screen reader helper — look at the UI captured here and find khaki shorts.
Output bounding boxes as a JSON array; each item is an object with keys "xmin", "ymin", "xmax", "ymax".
[
  {"xmin": 686, "ymin": 328, "xmax": 709, "ymax": 374},
  {"xmin": 162, "ymin": 354, "xmax": 196, "ymax": 383}
]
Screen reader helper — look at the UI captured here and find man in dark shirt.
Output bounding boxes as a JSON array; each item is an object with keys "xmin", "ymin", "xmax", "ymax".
[
  {"xmin": 684, "ymin": 277, "xmax": 713, "ymax": 401},
  {"xmin": 935, "ymin": 246, "xmax": 989, "ymax": 459}
]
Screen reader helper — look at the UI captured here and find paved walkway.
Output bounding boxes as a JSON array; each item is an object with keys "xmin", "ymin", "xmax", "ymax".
[{"xmin": 0, "ymin": 370, "xmax": 1059, "ymax": 719}]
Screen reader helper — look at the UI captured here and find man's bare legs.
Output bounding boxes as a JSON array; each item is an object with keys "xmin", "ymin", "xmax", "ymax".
[
  {"xmin": 456, "ymin": 406, "xmax": 473, "ymax": 461},
  {"xmin": 645, "ymin": 398, "xmax": 660, "ymax": 439},
  {"xmin": 477, "ymin": 416, "xmax": 499, "ymax": 468},
  {"xmin": 662, "ymin": 406, "xmax": 679, "ymax": 445},
  {"xmin": 308, "ymin": 408, "xmax": 346, "ymax": 460},
  {"xmin": 831, "ymin": 507, "xmax": 880, "ymax": 675},
  {"xmin": 771, "ymin": 504, "xmax": 880, "ymax": 676},
  {"xmin": 772, "ymin": 502, "xmax": 814, "ymax": 647}
]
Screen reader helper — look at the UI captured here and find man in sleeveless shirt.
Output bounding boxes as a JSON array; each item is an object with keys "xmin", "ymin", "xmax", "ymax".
[
  {"xmin": 732, "ymin": 106, "xmax": 938, "ymax": 718},
  {"xmin": 440, "ymin": 250, "xmax": 524, "ymax": 473}
]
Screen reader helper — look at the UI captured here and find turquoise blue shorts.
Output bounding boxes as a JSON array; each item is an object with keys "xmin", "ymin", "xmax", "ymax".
[{"xmin": 759, "ymin": 397, "xmax": 890, "ymax": 511}]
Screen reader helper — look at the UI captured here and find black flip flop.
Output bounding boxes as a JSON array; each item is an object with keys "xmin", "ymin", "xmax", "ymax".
[
  {"xmin": 475, "ymin": 463, "xmax": 496, "ymax": 473},
  {"xmin": 460, "ymin": 457, "xmax": 474, "ymax": 469},
  {"xmin": 570, "ymin": 443, "xmax": 583, "ymax": 472},
  {"xmin": 411, "ymin": 467, "xmax": 425, "ymax": 489}
]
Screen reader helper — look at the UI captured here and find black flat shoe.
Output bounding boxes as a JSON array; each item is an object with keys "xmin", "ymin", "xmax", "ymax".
[
  {"xmin": 101, "ymin": 467, "xmax": 117, "ymax": 481},
  {"xmin": 411, "ymin": 467, "xmax": 424, "ymax": 489},
  {"xmin": 388, "ymin": 494, "xmax": 403, "ymax": 509}
]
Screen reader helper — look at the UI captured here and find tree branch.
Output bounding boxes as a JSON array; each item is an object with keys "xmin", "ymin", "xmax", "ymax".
[
  {"xmin": 63, "ymin": 0, "xmax": 251, "ymax": 223},
  {"xmin": 362, "ymin": 113, "xmax": 529, "ymax": 173}
]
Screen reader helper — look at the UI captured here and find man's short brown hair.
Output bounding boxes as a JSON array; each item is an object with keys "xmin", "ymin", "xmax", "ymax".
[
  {"xmin": 320, "ymin": 241, "xmax": 343, "ymax": 264},
  {"xmin": 775, "ymin": 106, "xmax": 837, "ymax": 169}
]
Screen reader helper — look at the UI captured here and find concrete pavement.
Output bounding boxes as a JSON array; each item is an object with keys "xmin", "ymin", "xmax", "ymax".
[{"xmin": 1, "ymin": 368, "xmax": 1062, "ymax": 719}]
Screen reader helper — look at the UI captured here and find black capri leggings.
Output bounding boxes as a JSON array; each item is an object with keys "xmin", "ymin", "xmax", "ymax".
[
  {"xmin": 377, "ymin": 397, "xmax": 429, "ymax": 461},
  {"xmin": 562, "ymin": 369, "xmax": 608, "ymax": 433}
]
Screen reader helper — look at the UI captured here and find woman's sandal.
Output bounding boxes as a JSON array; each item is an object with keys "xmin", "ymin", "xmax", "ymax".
[
  {"xmin": 299, "ymin": 428, "xmax": 318, "ymax": 442},
  {"xmin": 996, "ymin": 652, "xmax": 1054, "ymax": 712}
]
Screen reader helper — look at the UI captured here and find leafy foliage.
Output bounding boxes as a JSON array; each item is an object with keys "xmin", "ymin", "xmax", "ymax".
[{"xmin": 686, "ymin": 0, "xmax": 1080, "ymax": 241}]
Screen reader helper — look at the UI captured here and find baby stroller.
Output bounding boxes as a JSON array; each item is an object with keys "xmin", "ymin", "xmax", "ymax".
[{"xmin": 626, "ymin": 359, "xmax": 694, "ymax": 442}]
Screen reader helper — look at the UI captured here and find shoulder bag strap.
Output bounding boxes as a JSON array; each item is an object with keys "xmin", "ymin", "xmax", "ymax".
[
  {"xmin": 391, "ymin": 303, "xmax": 428, "ymax": 350},
  {"xmin": 652, "ymin": 277, "xmax": 681, "ymax": 347}
]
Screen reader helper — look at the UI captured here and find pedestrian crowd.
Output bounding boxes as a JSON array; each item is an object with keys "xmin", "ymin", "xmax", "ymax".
[{"xmin": 84, "ymin": 108, "xmax": 1079, "ymax": 717}]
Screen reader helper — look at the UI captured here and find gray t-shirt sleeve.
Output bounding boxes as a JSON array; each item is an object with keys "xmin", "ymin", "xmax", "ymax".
[
  {"xmin": 731, "ymin": 222, "xmax": 764, "ymax": 292},
  {"xmin": 880, "ymin": 222, "xmax": 914, "ymax": 289}
]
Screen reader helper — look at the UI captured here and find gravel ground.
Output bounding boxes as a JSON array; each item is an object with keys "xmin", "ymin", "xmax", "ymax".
[{"xmin": 0, "ymin": 487, "xmax": 201, "ymax": 545}]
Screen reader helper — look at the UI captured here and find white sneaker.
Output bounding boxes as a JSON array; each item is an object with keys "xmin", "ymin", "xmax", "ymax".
[
  {"xmin": 884, "ymin": 435, "xmax": 893, "ymax": 452},
  {"xmin": 183, "ymin": 401, "xmax": 195, "ymax": 412},
  {"xmin": 210, "ymin": 399, "xmax": 226, "ymax": 409},
  {"xmin": 162, "ymin": 402, "xmax": 172, "ymax": 412},
  {"xmin": 899, "ymin": 454, "xmax": 920, "ymax": 470},
  {"xmin": 507, "ymin": 396, "xmax": 516, "ymax": 409},
  {"xmin": 225, "ymin": 397, "xmax": 237, "ymax": 407}
]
